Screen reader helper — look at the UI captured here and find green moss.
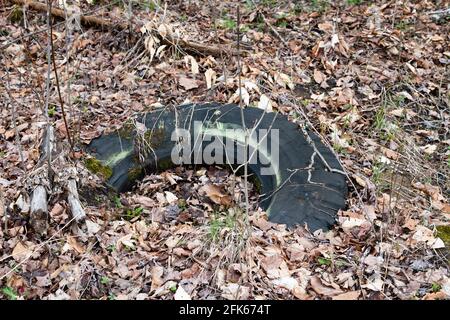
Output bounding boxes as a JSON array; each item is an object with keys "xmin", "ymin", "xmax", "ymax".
[
  {"xmin": 436, "ymin": 225, "xmax": 450, "ymax": 247},
  {"xmin": 8, "ymin": 6, "xmax": 23, "ymax": 24},
  {"xmin": 127, "ymin": 166, "xmax": 144, "ymax": 182},
  {"xmin": 84, "ymin": 157, "xmax": 113, "ymax": 180}
]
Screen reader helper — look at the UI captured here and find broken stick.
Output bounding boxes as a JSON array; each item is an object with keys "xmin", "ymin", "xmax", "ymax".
[
  {"xmin": 67, "ymin": 179, "xmax": 86, "ymax": 222},
  {"xmin": 30, "ymin": 185, "xmax": 48, "ymax": 235}
]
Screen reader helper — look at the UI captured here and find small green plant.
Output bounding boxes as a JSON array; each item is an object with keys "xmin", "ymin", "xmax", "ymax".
[
  {"xmin": 431, "ymin": 283, "xmax": 442, "ymax": 293},
  {"xmin": 347, "ymin": 0, "xmax": 362, "ymax": 5},
  {"xmin": 108, "ymin": 294, "xmax": 116, "ymax": 300},
  {"xmin": 333, "ymin": 143, "xmax": 346, "ymax": 154},
  {"xmin": 113, "ymin": 196, "xmax": 123, "ymax": 208},
  {"xmin": 371, "ymin": 161, "xmax": 385, "ymax": 186},
  {"xmin": 310, "ymin": 0, "xmax": 329, "ymax": 12},
  {"xmin": 125, "ymin": 207, "xmax": 143, "ymax": 220},
  {"xmin": 261, "ymin": 0, "xmax": 277, "ymax": 7},
  {"xmin": 374, "ymin": 106, "xmax": 386, "ymax": 131},
  {"xmin": 2, "ymin": 286, "xmax": 18, "ymax": 300},
  {"xmin": 48, "ymin": 105, "xmax": 56, "ymax": 117},
  {"xmin": 218, "ymin": 18, "xmax": 236, "ymax": 30},
  {"xmin": 395, "ymin": 20, "xmax": 411, "ymax": 31},
  {"xmin": 107, "ymin": 244, "xmax": 116, "ymax": 252},
  {"xmin": 0, "ymin": 151, "xmax": 5, "ymax": 158},
  {"xmin": 208, "ymin": 212, "xmax": 236, "ymax": 242},
  {"xmin": 301, "ymin": 99, "xmax": 311, "ymax": 107},
  {"xmin": 317, "ymin": 257, "xmax": 332, "ymax": 266},
  {"xmin": 100, "ymin": 276, "xmax": 110, "ymax": 285},
  {"xmin": 139, "ymin": 0, "xmax": 158, "ymax": 11},
  {"xmin": 373, "ymin": 103, "xmax": 397, "ymax": 141},
  {"xmin": 276, "ymin": 20, "xmax": 288, "ymax": 28},
  {"xmin": 8, "ymin": 5, "xmax": 23, "ymax": 24},
  {"xmin": 178, "ymin": 199, "xmax": 187, "ymax": 210},
  {"xmin": 169, "ymin": 285, "xmax": 177, "ymax": 293}
]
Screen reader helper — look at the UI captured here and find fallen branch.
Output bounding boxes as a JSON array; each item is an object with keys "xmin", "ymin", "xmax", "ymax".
[
  {"xmin": 161, "ymin": 34, "xmax": 238, "ymax": 57},
  {"xmin": 66, "ymin": 179, "xmax": 86, "ymax": 222},
  {"xmin": 10, "ymin": 0, "xmax": 127, "ymax": 31},
  {"xmin": 30, "ymin": 125, "xmax": 54, "ymax": 235},
  {"xmin": 9, "ymin": 0, "xmax": 238, "ymax": 57},
  {"xmin": 30, "ymin": 185, "xmax": 48, "ymax": 235}
]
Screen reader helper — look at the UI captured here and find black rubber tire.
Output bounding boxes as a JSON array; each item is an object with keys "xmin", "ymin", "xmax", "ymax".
[{"xmin": 86, "ymin": 103, "xmax": 348, "ymax": 231}]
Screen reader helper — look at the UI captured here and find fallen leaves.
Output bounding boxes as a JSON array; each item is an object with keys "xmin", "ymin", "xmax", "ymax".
[
  {"xmin": 174, "ymin": 285, "xmax": 191, "ymax": 300},
  {"xmin": 12, "ymin": 242, "xmax": 31, "ymax": 262},
  {"xmin": 179, "ymin": 76, "xmax": 199, "ymax": 91},
  {"xmin": 204, "ymin": 68, "xmax": 216, "ymax": 89},
  {"xmin": 332, "ymin": 290, "xmax": 360, "ymax": 300},
  {"xmin": 310, "ymin": 276, "xmax": 343, "ymax": 296},
  {"xmin": 1, "ymin": 0, "xmax": 449, "ymax": 302},
  {"xmin": 198, "ymin": 184, "xmax": 232, "ymax": 206}
]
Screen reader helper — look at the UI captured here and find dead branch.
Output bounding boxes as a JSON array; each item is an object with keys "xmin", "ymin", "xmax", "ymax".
[
  {"xmin": 29, "ymin": 125, "xmax": 54, "ymax": 235},
  {"xmin": 9, "ymin": 0, "xmax": 239, "ymax": 57},
  {"xmin": 160, "ymin": 33, "xmax": 239, "ymax": 57},
  {"xmin": 30, "ymin": 185, "xmax": 48, "ymax": 234},
  {"xmin": 9, "ymin": 0, "xmax": 127, "ymax": 31},
  {"xmin": 67, "ymin": 179, "xmax": 86, "ymax": 222}
]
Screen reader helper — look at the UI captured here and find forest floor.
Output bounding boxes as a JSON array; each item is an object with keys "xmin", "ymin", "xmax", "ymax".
[{"xmin": 0, "ymin": 0, "xmax": 449, "ymax": 300}]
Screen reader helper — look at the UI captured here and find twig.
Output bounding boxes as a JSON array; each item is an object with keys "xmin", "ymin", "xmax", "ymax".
[
  {"xmin": 47, "ymin": 0, "xmax": 73, "ymax": 152},
  {"xmin": 67, "ymin": 179, "xmax": 86, "ymax": 221},
  {"xmin": 236, "ymin": 6, "xmax": 250, "ymax": 223},
  {"xmin": 2, "ymin": 74, "xmax": 25, "ymax": 169},
  {"xmin": 250, "ymin": 0, "xmax": 288, "ymax": 47}
]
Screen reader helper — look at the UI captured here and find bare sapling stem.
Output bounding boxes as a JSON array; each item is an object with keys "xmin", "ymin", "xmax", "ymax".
[{"xmin": 47, "ymin": 0, "xmax": 74, "ymax": 152}]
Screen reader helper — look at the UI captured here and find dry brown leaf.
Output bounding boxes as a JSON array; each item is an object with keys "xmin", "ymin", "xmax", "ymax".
[
  {"xmin": 313, "ymin": 69, "xmax": 326, "ymax": 84},
  {"xmin": 381, "ymin": 146, "xmax": 400, "ymax": 160},
  {"xmin": 422, "ymin": 292, "xmax": 447, "ymax": 300},
  {"xmin": 199, "ymin": 184, "xmax": 231, "ymax": 206},
  {"xmin": 133, "ymin": 195, "xmax": 155, "ymax": 208},
  {"xmin": 179, "ymin": 77, "xmax": 198, "ymax": 90},
  {"xmin": 67, "ymin": 236, "xmax": 85, "ymax": 254},
  {"xmin": 332, "ymin": 290, "xmax": 360, "ymax": 300},
  {"xmin": 318, "ymin": 22, "xmax": 333, "ymax": 32},
  {"xmin": 412, "ymin": 182, "xmax": 444, "ymax": 201},
  {"xmin": 151, "ymin": 266, "xmax": 165, "ymax": 291},
  {"xmin": 310, "ymin": 276, "xmax": 343, "ymax": 296},
  {"xmin": 174, "ymin": 285, "xmax": 191, "ymax": 300},
  {"xmin": 205, "ymin": 68, "xmax": 216, "ymax": 89},
  {"xmin": 12, "ymin": 241, "xmax": 31, "ymax": 262}
]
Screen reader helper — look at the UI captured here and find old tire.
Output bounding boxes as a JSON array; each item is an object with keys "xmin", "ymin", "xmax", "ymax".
[{"xmin": 86, "ymin": 103, "xmax": 348, "ymax": 231}]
